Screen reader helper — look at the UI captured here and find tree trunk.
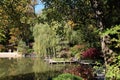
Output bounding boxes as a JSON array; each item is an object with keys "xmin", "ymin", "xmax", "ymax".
[{"xmin": 90, "ymin": 0, "xmax": 110, "ymax": 77}]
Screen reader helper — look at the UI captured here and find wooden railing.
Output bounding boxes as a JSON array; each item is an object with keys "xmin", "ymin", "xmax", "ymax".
[{"xmin": 0, "ymin": 52, "xmax": 22, "ymax": 58}]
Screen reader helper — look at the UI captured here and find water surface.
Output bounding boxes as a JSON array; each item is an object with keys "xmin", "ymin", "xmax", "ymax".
[{"xmin": 0, "ymin": 58, "xmax": 69, "ymax": 80}]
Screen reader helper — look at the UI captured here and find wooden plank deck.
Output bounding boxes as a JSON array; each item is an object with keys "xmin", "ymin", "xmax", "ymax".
[{"xmin": 47, "ymin": 59, "xmax": 77, "ymax": 64}]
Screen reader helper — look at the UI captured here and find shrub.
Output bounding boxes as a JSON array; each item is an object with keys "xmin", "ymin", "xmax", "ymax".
[
  {"xmin": 106, "ymin": 55, "xmax": 120, "ymax": 80},
  {"xmin": 82, "ymin": 48, "xmax": 101, "ymax": 59},
  {"xmin": 53, "ymin": 73, "xmax": 83, "ymax": 80},
  {"xmin": 70, "ymin": 45, "xmax": 85, "ymax": 56},
  {"xmin": 17, "ymin": 40, "xmax": 28, "ymax": 54},
  {"xmin": 64, "ymin": 65, "xmax": 95, "ymax": 80}
]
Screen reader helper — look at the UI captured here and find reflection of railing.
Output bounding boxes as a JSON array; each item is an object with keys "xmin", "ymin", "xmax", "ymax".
[{"xmin": 0, "ymin": 52, "xmax": 22, "ymax": 58}]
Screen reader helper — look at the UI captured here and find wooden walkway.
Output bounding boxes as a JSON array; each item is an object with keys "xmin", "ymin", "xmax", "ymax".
[
  {"xmin": 45, "ymin": 59, "xmax": 77, "ymax": 64},
  {"xmin": 44, "ymin": 59, "xmax": 96, "ymax": 65},
  {"xmin": 0, "ymin": 52, "xmax": 22, "ymax": 58}
]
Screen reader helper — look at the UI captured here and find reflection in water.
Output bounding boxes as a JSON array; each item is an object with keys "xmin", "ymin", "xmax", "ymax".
[
  {"xmin": 0, "ymin": 58, "xmax": 34, "ymax": 79},
  {"xmin": 0, "ymin": 58, "xmax": 70, "ymax": 80}
]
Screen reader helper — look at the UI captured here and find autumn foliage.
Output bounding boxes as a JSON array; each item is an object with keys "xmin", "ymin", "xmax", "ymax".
[
  {"xmin": 82, "ymin": 48, "xmax": 101, "ymax": 59},
  {"xmin": 64, "ymin": 65, "xmax": 95, "ymax": 80}
]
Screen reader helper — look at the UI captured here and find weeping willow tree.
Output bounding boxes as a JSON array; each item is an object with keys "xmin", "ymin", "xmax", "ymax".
[
  {"xmin": 33, "ymin": 22, "xmax": 59, "ymax": 57},
  {"xmin": 33, "ymin": 20, "xmax": 76, "ymax": 57}
]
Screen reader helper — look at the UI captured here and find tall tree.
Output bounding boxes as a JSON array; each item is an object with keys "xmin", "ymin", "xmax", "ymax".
[
  {"xmin": 33, "ymin": 22, "xmax": 58, "ymax": 57},
  {"xmin": 0, "ymin": 0, "xmax": 36, "ymax": 51}
]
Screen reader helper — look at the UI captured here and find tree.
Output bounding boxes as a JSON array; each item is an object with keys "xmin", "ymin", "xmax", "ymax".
[
  {"xmin": 0, "ymin": 0, "xmax": 36, "ymax": 51},
  {"xmin": 39, "ymin": 0, "xmax": 120, "ymax": 78},
  {"xmin": 17, "ymin": 40, "xmax": 28, "ymax": 54},
  {"xmin": 9, "ymin": 28, "xmax": 21, "ymax": 45},
  {"xmin": 90, "ymin": 1, "xmax": 120, "ymax": 77},
  {"xmin": 33, "ymin": 22, "xmax": 58, "ymax": 57}
]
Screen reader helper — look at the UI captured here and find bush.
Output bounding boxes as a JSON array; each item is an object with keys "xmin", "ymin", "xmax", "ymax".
[
  {"xmin": 106, "ymin": 55, "xmax": 120, "ymax": 80},
  {"xmin": 53, "ymin": 73, "xmax": 83, "ymax": 80},
  {"xmin": 17, "ymin": 40, "xmax": 28, "ymax": 54},
  {"xmin": 70, "ymin": 45, "xmax": 84, "ymax": 56},
  {"xmin": 64, "ymin": 65, "xmax": 94, "ymax": 80},
  {"xmin": 82, "ymin": 48, "xmax": 101, "ymax": 59}
]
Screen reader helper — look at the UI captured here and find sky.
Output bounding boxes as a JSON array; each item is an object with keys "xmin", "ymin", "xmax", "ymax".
[{"xmin": 35, "ymin": 1, "xmax": 44, "ymax": 14}]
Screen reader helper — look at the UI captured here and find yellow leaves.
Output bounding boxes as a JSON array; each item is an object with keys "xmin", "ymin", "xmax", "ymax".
[
  {"xmin": 10, "ymin": 28, "xmax": 21, "ymax": 35},
  {"xmin": 7, "ymin": 0, "xmax": 31, "ymax": 13},
  {"xmin": 9, "ymin": 36, "xmax": 17, "ymax": 43},
  {"xmin": 9, "ymin": 28, "xmax": 21, "ymax": 44},
  {"xmin": 14, "ymin": 2, "xmax": 26, "ymax": 12},
  {"xmin": 2, "ymin": 20, "xmax": 8, "ymax": 25},
  {"xmin": 20, "ymin": 17, "xmax": 27, "ymax": 23},
  {"xmin": 88, "ymin": 24, "xmax": 95, "ymax": 31},
  {"xmin": 0, "ymin": 7, "xmax": 6, "ymax": 17},
  {"xmin": 67, "ymin": 20, "xmax": 76, "ymax": 28},
  {"xmin": 0, "ymin": 6, "xmax": 9, "ymax": 26},
  {"xmin": 116, "ymin": 44, "xmax": 120, "ymax": 48},
  {"xmin": 16, "ymin": 5, "xmax": 23, "ymax": 12},
  {"xmin": 0, "ymin": 8, "xmax": 3, "ymax": 13},
  {"xmin": 3, "ymin": 15, "xmax": 8, "ymax": 19}
]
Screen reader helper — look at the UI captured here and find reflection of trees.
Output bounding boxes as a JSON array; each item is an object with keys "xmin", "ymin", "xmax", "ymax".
[
  {"xmin": 0, "ymin": 58, "xmax": 70, "ymax": 80},
  {"xmin": 0, "ymin": 59, "xmax": 17, "ymax": 77},
  {"xmin": 33, "ymin": 58, "xmax": 66, "ymax": 80},
  {"xmin": 0, "ymin": 58, "xmax": 34, "ymax": 77},
  {"xmin": 16, "ymin": 58, "xmax": 34, "ymax": 74},
  {"xmin": 33, "ymin": 58, "xmax": 49, "ymax": 80}
]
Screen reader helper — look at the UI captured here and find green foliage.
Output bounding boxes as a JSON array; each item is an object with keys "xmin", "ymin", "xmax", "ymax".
[
  {"xmin": 27, "ymin": 49, "xmax": 34, "ymax": 53},
  {"xmin": 69, "ymin": 45, "xmax": 84, "ymax": 59},
  {"xmin": 70, "ymin": 47, "xmax": 80, "ymax": 57},
  {"xmin": 33, "ymin": 23, "xmax": 58, "ymax": 56},
  {"xmin": 100, "ymin": 25, "xmax": 120, "ymax": 79},
  {"xmin": 40, "ymin": 0, "xmax": 120, "ymax": 48},
  {"xmin": 35, "ymin": 4, "xmax": 101, "ymax": 58},
  {"xmin": 52, "ymin": 73, "xmax": 83, "ymax": 80},
  {"xmin": 41, "ymin": 0, "xmax": 92, "ymax": 23},
  {"xmin": 106, "ymin": 55, "xmax": 120, "ymax": 80},
  {"xmin": 0, "ymin": 0, "xmax": 35, "ymax": 50},
  {"xmin": 102, "ymin": 25, "xmax": 120, "ymax": 36},
  {"xmin": 106, "ymin": 65, "xmax": 120, "ymax": 80},
  {"xmin": 17, "ymin": 40, "xmax": 28, "ymax": 54},
  {"xmin": 0, "ymin": 30, "xmax": 5, "ymax": 43},
  {"xmin": 42, "ymin": 1, "xmax": 100, "ymax": 47},
  {"xmin": 102, "ymin": 25, "xmax": 120, "ymax": 48},
  {"xmin": 9, "ymin": 28, "xmax": 21, "ymax": 45}
]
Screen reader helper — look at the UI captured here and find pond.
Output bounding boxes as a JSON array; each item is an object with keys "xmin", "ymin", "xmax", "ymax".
[{"xmin": 0, "ymin": 58, "xmax": 72, "ymax": 80}]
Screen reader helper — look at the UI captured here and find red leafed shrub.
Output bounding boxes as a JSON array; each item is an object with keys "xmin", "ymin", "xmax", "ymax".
[
  {"xmin": 64, "ymin": 65, "xmax": 95, "ymax": 80},
  {"xmin": 82, "ymin": 48, "xmax": 101, "ymax": 59}
]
